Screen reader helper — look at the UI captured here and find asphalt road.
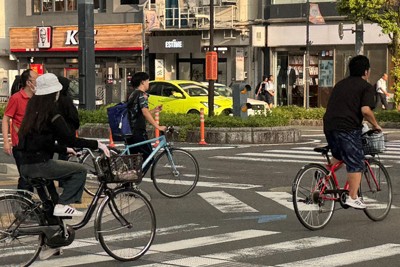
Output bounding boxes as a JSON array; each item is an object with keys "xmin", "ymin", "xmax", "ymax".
[{"xmin": 1, "ymin": 127, "xmax": 400, "ymax": 266}]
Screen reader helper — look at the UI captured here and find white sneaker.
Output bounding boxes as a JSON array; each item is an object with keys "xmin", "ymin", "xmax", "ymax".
[
  {"xmin": 53, "ymin": 204, "xmax": 83, "ymax": 217},
  {"xmin": 39, "ymin": 246, "xmax": 63, "ymax": 260},
  {"xmin": 346, "ymin": 196, "xmax": 367, "ymax": 209}
]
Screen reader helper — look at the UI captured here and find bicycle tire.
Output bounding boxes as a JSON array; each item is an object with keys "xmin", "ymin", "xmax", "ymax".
[
  {"xmin": 361, "ymin": 158, "xmax": 392, "ymax": 221},
  {"xmin": 0, "ymin": 193, "xmax": 44, "ymax": 266},
  {"xmin": 151, "ymin": 148, "xmax": 199, "ymax": 198},
  {"xmin": 96, "ymin": 188, "xmax": 156, "ymax": 261},
  {"xmin": 69, "ymin": 147, "xmax": 120, "ymax": 197},
  {"xmin": 292, "ymin": 163, "xmax": 336, "ymax": 230}
]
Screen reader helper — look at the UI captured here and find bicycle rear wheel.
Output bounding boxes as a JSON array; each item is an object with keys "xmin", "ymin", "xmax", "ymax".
[
  {"xmin": 361, "ymin": 158, "xmax": 392, "ymax": 221},
  {"xmin": 69, "ymin": 147, "xmax": 120, "ymax": 196},
  {"xmin": 96, "ymin": 188, "xmax": 156, "ymax": 261},
  {"xmin": 151, "ymin": 148, "xmax": 199, "ymax": 198},
  {"xmin": 0, "ymin": 194, "xmax": 44, "ymax": 266},
  {"xmin": 292, "ymin": 163, "xmax": 336, "ymax": 230}
]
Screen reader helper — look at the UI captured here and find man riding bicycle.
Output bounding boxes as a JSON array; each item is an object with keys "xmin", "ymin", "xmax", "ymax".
[{"xmin": 323, "ymin": 55, "xmax": 382, "ymax": 209}]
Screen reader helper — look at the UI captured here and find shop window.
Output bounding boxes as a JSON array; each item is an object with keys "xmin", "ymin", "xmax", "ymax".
[
  {"xmin": 32, "ymin": 0, "xmax": 105, "ymax": 14},
  {"xmin": 272, "ymin": 0, "xmax": 336, "ymax": 4}
]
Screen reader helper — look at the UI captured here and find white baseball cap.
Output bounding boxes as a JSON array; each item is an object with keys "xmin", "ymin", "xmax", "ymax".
[{"xmin": 35, "ymin": 73, "xmax": 62, "ymax": 96}]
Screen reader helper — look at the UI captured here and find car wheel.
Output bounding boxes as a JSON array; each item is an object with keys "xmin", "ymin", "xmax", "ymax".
[{"xmin": 187, "ymin": 110, "xmax": 200, "ymax": 115}]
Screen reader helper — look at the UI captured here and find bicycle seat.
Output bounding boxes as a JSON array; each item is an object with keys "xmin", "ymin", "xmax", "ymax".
[{"xmin": 314, "ymin": 146, "xmax": 330, "ymax": 154}]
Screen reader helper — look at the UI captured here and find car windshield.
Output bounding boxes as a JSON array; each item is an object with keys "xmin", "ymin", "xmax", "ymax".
[
  {"xmin": 214, "ymin": 85, "xmax": 232, "ymax": 97},
  {"xmin": 178, "ymin": 83, "xmax": 220, "ymax": 97}
]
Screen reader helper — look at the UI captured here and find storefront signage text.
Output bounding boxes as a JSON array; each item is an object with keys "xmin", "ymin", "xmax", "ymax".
[
  {"xmin": 65, "ymin": 30, "xmax": 98, "ymax": 45},
  {"xmin": 165, "ymin": 39, "xmax": 183, "ymax": 49}
]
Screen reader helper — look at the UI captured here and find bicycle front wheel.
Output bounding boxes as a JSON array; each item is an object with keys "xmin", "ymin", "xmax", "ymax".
[
  {"xmin": 292, "ymin": 163, "xmax": 336, "ymax": 230},
  {"xmin": 96, "ymin": 188, "xmax": 156, "ymax": 261},
  {"xmin": 151, "ymin": 148, "xmax": 199, "ymax": 198},
  {"xmin": 361, "ymin": 158, "xmax": 392, "ymax": 221},
  {"xmin": 0, "ymin": 193, "xmax": 44, "ymax": 266}
]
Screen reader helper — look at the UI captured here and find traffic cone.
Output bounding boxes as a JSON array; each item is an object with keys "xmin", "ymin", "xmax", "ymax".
[
  {"xmin": 75, "ymin": 130, "xmax": 79, "ymax": 138},
  {"xmin": 199, "ymin": 108, "xmax": 207, "ymax": 145},
  {"xmin": 109, "ymin": 128, "xmax": 115, "ymax": 148}
]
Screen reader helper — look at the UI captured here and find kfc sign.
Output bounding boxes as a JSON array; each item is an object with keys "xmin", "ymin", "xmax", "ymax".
[
  {"xmin": 37, "ymin": 26, "xmax": 52, "ymax": 49},
  {"xmin": 65, "ymin": 30, "xmax": 98, "ymax": 45}
]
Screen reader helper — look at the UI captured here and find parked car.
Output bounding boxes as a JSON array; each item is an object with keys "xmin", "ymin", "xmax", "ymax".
[
  {"xmin": 201, "ymin": 82, "xmax": 269, "ymax": 115},
  {"xmin": 148, "ymin": 80, "xmax": 233, "ymax": 115}
]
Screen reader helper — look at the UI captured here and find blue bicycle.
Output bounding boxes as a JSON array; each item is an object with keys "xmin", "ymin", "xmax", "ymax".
[{"xmin": 73, "ymin": 127, "xmax": 200, "ymax": 198}]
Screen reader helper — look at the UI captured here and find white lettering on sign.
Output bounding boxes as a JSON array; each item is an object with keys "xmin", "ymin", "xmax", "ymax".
[
  {"xmin": 65, "ymin": 30, "xmax": 98, "ymax": 45},
  {"xmin": 165, "ymin": 39, "xmax": 183, "ymax": 48}
]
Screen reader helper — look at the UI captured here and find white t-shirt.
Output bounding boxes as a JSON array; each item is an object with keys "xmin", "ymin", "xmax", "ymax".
[{"xmin": 376, "ymin": 78, "xmax": 387, "ymax": 94}]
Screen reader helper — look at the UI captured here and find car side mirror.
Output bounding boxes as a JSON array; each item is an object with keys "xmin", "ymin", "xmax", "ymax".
[{"xmin": 172, "ymin": 92, "xmax": 183, "ymax": 98}]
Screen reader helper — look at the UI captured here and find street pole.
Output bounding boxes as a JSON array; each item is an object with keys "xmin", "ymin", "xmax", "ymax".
[
  {"xmin": 78, "ymin": 0, "xmax": 95, "ymax": 110},
  {"xmin": 208, "ymin": 0, "xmax": 215, "ymax": 117},
  {"xmin": 305, "ymin": 0, "xmax": 310, "ymax": 109},
  {"xmin": 355, "ymin": 20, "xmax": 364, "ymax": 55}
]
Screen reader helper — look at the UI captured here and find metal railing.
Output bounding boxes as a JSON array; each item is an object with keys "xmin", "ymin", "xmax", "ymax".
[{"xmin": 150, "ymin": 4, "xmax": 237, "ymax": 30}]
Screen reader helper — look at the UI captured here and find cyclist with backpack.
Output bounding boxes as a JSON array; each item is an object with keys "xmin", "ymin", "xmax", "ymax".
[{"xmin": 126, "ymin": 72, "xmax": 166, "ymax": 175}]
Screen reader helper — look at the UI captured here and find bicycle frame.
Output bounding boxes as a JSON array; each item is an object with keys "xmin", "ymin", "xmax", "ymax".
[
  {"xmin": 316, "ymin": 159, "xmax": 381, "ymax": 202},
  {"xmin": 118, "ymin": 135, "xmax": 173, "ymax": 172}
]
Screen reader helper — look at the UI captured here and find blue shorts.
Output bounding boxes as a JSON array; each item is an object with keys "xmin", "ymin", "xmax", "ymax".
[{"xmin": 324, "ymin": 129, "xmax": 365, "ymax": 173}]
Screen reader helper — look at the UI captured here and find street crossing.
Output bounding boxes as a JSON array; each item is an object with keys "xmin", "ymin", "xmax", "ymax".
[
  {"xmin": 211, "ymin": 140, "xmax": 400, "ymax": 165},
  {"xmin": 9, "ymin": 223, "xmax": 397, "ymax": 266}
]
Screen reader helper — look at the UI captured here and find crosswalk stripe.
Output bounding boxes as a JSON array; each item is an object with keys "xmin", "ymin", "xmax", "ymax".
[
  {"xmin": 199, "ymin": 191, "xmax": 258, "ymax": 213},
  {"xmin": 277, "ymin": 243, "xmax": 400, "ymax": 267},
  {"xmin": 211, "ymin": 156, "xmax": 325, "ymax": 165},
  {"xmin": 257, "ymin": 192, "xmax": 294, "ymax": 210},
  {"xmin": 238, "ymin": 153, "xmax": 325, "ymax": 160},
  {"xmin": 206, "ymin": 236, "xmax": 348, "ymax": 260}
]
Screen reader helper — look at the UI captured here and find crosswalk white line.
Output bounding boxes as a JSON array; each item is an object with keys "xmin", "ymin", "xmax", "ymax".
[
  {"xmin": 206, "ymin": 236, "xmax": 348, "ymax": 260},
  {"xmin": 276, "ymin": 243, "xmax": 400, "ymax": 267},
  {"xmin": 211, "ymin": 156, "xmax": 325, "ymax": 165},
  {"xmin": 257, "ymin": 192, "xmax": 294, "ymax": 210},
  {"xmin": 238, "ymin": 153, "xmax": 325, "ymax": 160},
  {"xmin": 199, "ymin": 191, "xmax": 258, "ymax": 213},
  {"xmin": 154, "ymin": 179, "xmax": 263, "ymax": 190}
]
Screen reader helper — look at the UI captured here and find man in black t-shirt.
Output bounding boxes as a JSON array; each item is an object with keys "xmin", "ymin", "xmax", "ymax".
[
  {"xmin": 323, "ymin": 55, "xmax": 381, "ymax": 210},
  {"xmin": 126, "ymin": 72, "xmax": 166, "ymax": 174}
]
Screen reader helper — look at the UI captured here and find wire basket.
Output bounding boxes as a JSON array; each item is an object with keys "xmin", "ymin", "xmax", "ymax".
[
  {"xmin": 362, "ymin": 132, "xmax": 386, "ymax": 155},
  {"xmin": 96, "ymin": 154, "xmax": 143, "ymax": 183}
]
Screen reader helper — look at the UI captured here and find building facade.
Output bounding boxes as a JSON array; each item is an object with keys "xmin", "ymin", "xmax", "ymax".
[{"xmin": 265, "ymin": 0, "xmax": 391, "ymax": 107}]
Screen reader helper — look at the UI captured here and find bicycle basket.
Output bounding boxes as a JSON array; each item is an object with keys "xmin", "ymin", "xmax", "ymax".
[
  {"xmin": 97, "ymin": 154, "xmax": 143, "ymax": 183},
  {"xmin": 362, "ymin": 132, "xmax": 386, "ymax": 155}
]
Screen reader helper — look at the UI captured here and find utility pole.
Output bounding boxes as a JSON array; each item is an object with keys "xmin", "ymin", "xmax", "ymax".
[
  {"xmin": 208, "ymin": 0, "xmax": 215, "ymax": 117},
  {"xmin": 355, "ymin": 20, "xmax": 364, "ymax": 55},
  {"xmin": 305, "ymin": 0, "xmax": 310, "ymax": 109},
  {"xmin": 78, "ymin": 0, "xmax": 96, "ymax": 110}
]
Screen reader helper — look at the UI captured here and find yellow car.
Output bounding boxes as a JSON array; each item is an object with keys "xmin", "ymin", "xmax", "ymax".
[{"xmin": 148, "ymin": 80, "xmax": 233, "ymax": 115}]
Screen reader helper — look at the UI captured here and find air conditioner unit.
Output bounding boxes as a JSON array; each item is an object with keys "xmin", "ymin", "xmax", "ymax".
[{"xmin": 221, "ymin": 0, "xmax": 236, "ymax": 4}]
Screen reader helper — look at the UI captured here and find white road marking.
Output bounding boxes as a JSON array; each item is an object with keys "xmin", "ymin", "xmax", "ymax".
[
  {"xmin": 206, "ymin": 236, "xmax": 348, "ymax": 260},
  {"xmin": 199, "ymin": 191, "xmax": 258, "ymax": 213},
  {"xmin": 277, "ymin": 244, "xmax": 400, "ymax": 267},
  {"xmin": 211, "ymin": 156, "xmax": 325, "ymax": 165},
  {"xmin": 257, "ymin": 191, "xmax": 294, "ymax": 210}
]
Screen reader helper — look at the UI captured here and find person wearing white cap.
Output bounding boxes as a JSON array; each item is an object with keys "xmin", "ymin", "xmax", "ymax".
[{"xmin": 17, "ymin": 73, "xmax": 110, "ymax": 217}]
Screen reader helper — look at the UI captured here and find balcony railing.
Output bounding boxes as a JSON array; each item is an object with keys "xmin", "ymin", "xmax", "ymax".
[{"xmin": 150, "ymin": 4, "xmax": 237, "ymax": 30}]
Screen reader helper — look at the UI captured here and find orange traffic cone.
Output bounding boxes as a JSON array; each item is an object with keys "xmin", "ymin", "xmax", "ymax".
[
  {"xmin": 154, "ymin": 111, "xmax": 160, "ymax": 148},
  {"xmin": 109, "ymin": 128, "xmax": 115, "ymax": 148},
  {"xmin": 199, "ymin": 108, "xmax": 207, "ymax": 145}
]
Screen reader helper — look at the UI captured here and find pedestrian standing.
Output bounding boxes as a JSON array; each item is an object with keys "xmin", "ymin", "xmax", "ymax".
[
  {"xmin": 375, "ymin": 73, "xmax": 389, "ymax": 110},
  {"xmin": 265, "ymin": 75, "xmax": 275, "ymax": 109},
  {"xmin": 1, "ymin": 69, "xmax": 38, "ymax": 192}
]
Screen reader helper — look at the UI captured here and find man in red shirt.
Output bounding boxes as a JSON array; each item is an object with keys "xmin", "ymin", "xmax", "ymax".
[{"xmin": 2, "ymin": 69, "xmax": 38, "ymax": 191}]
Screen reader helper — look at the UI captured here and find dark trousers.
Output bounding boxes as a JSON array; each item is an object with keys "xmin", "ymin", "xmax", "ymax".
[
  {"xmin": 376, "ymin": 93, "xmax": 388, "ymax": 110},
  {"xmin": 126, "ymin": 131, "xmax": 153, "ymax": 175},
  {"xmin": 12, "ymin": 147, "xmax": 34, "ymax": 192}
]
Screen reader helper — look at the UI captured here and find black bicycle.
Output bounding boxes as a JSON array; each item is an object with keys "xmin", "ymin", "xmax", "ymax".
[{"xmin": 0, "ymin": 153, "xmax": 156, "ymax": 266}]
